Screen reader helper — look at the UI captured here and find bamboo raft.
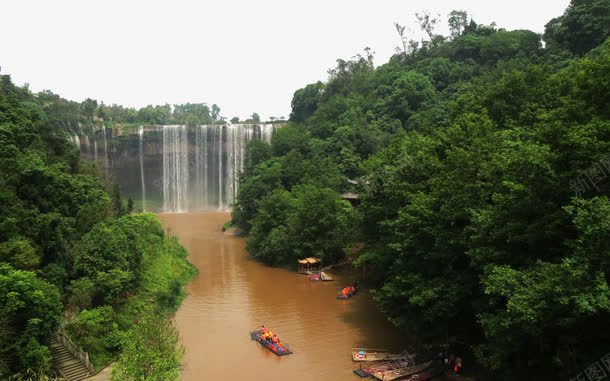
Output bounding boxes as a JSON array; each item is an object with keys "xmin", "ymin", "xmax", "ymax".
[
  {"xmin": 249, "ymin": 329, "xmax": 293, "ymax": 356},
  {"xmin": 355, "ymin": 351, "xmax": 417, "ymax": 377},
  {"xmin": 372, "ymin": 360, "xmax": 433, "ymax": 381},
  {"xmin": 352, "ymin": 348, "xmax": 399, "ymax": 362}
]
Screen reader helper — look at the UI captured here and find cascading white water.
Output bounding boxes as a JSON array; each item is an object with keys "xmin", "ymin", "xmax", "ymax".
[
  {"xmin": 158, "ymin": 124, "xmax": 276, "ymax": 212},
  {"xmin": 139, "ymin": 126, "xmax": 146, "ymax": 212},
  {"xmin": 163, "ymin": 125, "xmax": 190, "ymax": 212},
  {"xmin": 102, "ymin": 125, "xmax": 109, "ymax": 173},
  {"xmin": 93, "ymin": 137, "xmax": 98, "ymax": 164},
  {"xmin": 218, "ymin": 125, "xmax": 223, "ymax": 210},
  {"xmin": 72, "ymin": 130, "xmax": 80, "ymax": 147},
  {"xmin": 78, "ymin": 123, "xmax": 281, "ymax": 213}
]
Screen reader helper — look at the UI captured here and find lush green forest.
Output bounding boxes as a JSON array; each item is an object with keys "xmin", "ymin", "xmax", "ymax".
[
  {"xmin": 232, "ymin": 0, "xmax": 610, "ymax": 379},
  {"xmin": 0, "ymin": 75, "xmax": 196, "ymax": 379}
]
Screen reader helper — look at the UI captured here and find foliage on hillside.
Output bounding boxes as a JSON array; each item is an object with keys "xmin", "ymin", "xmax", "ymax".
[
  {"xmin": 0, "ymin": 75, "xmax": 195, "ymax": 379},
  {"xmin": 232, "ymin": 0, "xmax": 610, "ymax": 378}
]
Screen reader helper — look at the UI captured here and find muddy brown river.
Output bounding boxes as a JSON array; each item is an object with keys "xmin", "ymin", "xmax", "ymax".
[{"xmin": 159, "ymin": 212, "xmax": 413, "ymax": 381}]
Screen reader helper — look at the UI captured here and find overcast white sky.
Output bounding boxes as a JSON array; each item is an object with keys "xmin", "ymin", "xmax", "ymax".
[{"xmin": 1, "ymin": 0, "xmax": 570, "ymax": 121}]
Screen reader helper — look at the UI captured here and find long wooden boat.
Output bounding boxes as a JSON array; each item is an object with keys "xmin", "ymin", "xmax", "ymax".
[
  {"xmin": 372, "ymin": 360, "xmax": 433, "ymax": 381},
  {"xmin": 355, "ymin": 352, "xmax": 417, "ymax": 376},
  {"xmin": 309, "ymin": 271, "xmax": 334, "ymax": 281},
  {"xmin": 249, "ymin": 329, "xmax": 292, "ymax": 356},
  {"xmin": 352, "ymin": 348, "xmax": 398, "ymax": 362},
  {"xmin": 336, "ymin": 286, "xmax": 358, "ymax": 299},
  {"xmin": 397, "ymin": 363, "xmax": 444, "ymax": 381}
]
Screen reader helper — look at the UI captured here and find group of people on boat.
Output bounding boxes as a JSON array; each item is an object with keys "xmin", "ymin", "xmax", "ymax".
[
  {"xmin": 340, "ymin": 286, "xmax": 356, "ymax": 296},
  {"xmin": 340, "ymin": 281, "xmax": 358, "ymax": 296},
  {"xmin": 260, "ymin": 325, "xmax": 282, "ymax": 347}
]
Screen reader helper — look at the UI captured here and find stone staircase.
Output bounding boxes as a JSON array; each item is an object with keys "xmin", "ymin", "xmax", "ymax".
[{"xmin": 50, "ymin": 335, "xmax": 92, "ymax": 381}]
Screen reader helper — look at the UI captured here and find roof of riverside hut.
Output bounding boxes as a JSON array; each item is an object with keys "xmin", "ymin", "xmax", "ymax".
[{"xmin": 297, "ymin": 257, "xmax": 321, "ymax": 264}]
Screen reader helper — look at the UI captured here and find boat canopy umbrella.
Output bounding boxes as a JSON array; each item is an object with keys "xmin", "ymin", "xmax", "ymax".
[{"xmin": 297, "ymin": 257, "xmax": 322, "ymax": 273}]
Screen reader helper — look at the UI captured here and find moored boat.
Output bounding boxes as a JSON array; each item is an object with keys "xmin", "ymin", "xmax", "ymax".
[
  {"xmin": 309, "ymin": 271, "xmax": 334, "ymax": 281},
  {"xmin": 249, "ymin": 329, "xmax": 293, "ymax": 356},
  {"xmin": 352, "ymin": 347, "xmax": 398, "ymax": 362},
  {"xmin": 372, "ymin": 360, "xmax": 433, "ymax": 381},
  {"xmin": 354, "ymin": 352, "xmax": 419, "ymax": 377},
  {"xmin": 397, "ymin": 363, "xmax": 445, "ymax": 381},
  {"xmin": 320, "ymin": 271, "xmax": 333, "ymax": 281}
]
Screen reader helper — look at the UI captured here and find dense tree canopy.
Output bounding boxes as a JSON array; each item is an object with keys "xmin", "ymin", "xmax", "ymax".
[
  {"xmin": 0, "ymin": 74, "xmax": 195, "ymax": 379},
  {"xmin": 233, "ymin": 1, "xmax": 610, "ymax": 379}
]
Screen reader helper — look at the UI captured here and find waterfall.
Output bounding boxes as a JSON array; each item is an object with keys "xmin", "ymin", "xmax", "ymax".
[
  {"xmin": 218, "ymin": 125, "xmax": 223, "ymax": 210},
  {"xmin": 155, "ymin": 124, "xmax": 276, "ymax": 212},
  {"xmin": 93, "ymin": 137, "xmax": 98, "ymax": 164},
  {"xmin": 101, "ymin": 125, "xmax": 109, "ymax": 174},
  {"xmin": 139, "ymin": 126, "xmax": 146, "ymax": 212},
  {"xmin": 70, "ymin": 129, "xmax": 80, "ymax": 147},
  {"xmin": 163, "ymin": 125, "xmax": 189, "ymax": 212},
  {"xmin": 203, "ymin": 126, "xmax": 208, "ymax": 209}
]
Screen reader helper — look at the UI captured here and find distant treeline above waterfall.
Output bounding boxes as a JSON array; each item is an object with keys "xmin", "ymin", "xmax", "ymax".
[
  {"xmin": 27, "ymin": 89, "xmax": 282, "ymax": 133},
  {"xmin": 233, "ymin": 1, "xmax": 610, "ymax": 380}
]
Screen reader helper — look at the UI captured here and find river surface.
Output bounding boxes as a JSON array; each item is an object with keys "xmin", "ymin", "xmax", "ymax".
[{"xmin": 159, "ymin": 212, "xmax": 412, "ymax": 381}]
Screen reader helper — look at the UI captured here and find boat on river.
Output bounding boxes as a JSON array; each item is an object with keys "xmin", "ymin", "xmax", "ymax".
[
  {"xmin": 337, "ymin": 285, "xmax": 358, "ymax": 299},
  {"xmin": 352, "ymin": 347, "xmax": 399, "ymax": 362},
  {"xmin": 397, "ymin": 363, "xmax": 445, "ymax": 381},
  {"xmin": 309, "ymin": 271, "xmax": 334, "ymax": 281},
  {"xmin": 353, "ymin": 352, "xmax": 421, "ymax": 378},
  {"xmin": 372, "ymin": 360, "xmax": 433, "ymax": 381},
  {"xmin": 249, "ymin": 329, "xmax": 293, "ymax": 356}
]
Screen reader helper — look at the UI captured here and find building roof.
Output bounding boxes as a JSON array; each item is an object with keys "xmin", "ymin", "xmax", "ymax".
[{"xmin": 298, "ymin": 257, "xmax": 321, "ymax": 264}]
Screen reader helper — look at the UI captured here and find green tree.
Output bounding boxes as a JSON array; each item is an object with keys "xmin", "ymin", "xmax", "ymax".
[
  {"xmin": 448, "ymin": 10, "xmax": 469, "ymax": 39},
  {"xmin": 0, "ymin": 264, "xmax": 61, "ymax": 375},
  {"xmin": 544, "ymin": 0, "xmax": 610, "ymax": 55},
  {"xmin": 211, "ymin": 104, "xmax": 221, "ymax": 121},
  {"xmin": 290, "ymin": 81, "xmax": 325, "ymax": 123},
  {"xmin": 0, "ymin": 237, "xmax": 40, "ymax": 270},
  {"xmin": 81, "ymin": 98, "xmax": 98, "ymax": 121},
  {"xmin": 112, "ymin": 314, "xmax": 183, "ymax": 381}
]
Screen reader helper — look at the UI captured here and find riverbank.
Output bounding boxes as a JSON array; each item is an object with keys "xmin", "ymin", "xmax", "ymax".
[{"xmin": 63, "ymin": 213, "xmax": 197, "ymax": 373}]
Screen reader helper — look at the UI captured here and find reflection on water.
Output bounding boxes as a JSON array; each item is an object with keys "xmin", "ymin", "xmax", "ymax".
[{"xmin": 158, "ymin": 212, "xmax": 412, "ymax": 381}]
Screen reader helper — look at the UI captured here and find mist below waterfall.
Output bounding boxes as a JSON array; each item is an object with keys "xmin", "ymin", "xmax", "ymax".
[{"xmin": 78, "ymin": 124, "xmax": 276, "ymax": 212}]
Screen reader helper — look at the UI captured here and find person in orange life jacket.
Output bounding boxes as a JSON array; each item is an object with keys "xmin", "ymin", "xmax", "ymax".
[
  {"xmin": 261, "ymin": 325, "xmax": 266, "ymax": 335},
  {"xmin": 267, "ymin": 331, "xmax": 274, "ymax": 342},
  {"xmin": 272, "ymin": 334, "xmax": 279, "ymax": 344}
]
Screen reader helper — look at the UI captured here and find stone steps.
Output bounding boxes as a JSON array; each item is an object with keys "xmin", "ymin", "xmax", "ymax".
[{"xmin": 50, "ymin": 337, "xmax": 92, "ymax": 381}]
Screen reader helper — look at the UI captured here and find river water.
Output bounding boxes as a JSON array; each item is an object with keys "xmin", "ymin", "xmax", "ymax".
[{"xmin": 158, "ymin": 212, "xmax": 413, "ymax": 381}]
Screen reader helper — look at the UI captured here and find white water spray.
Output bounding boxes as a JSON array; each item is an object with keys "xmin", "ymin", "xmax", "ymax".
[{"xmin": 139, "ymin": 126, "xmax": 146, "ymax": 212}]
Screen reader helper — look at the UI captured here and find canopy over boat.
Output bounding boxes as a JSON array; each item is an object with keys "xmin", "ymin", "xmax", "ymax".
[{"xmin": 297, "ymin": 257, "xmax": 322, "ymax": 274}]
